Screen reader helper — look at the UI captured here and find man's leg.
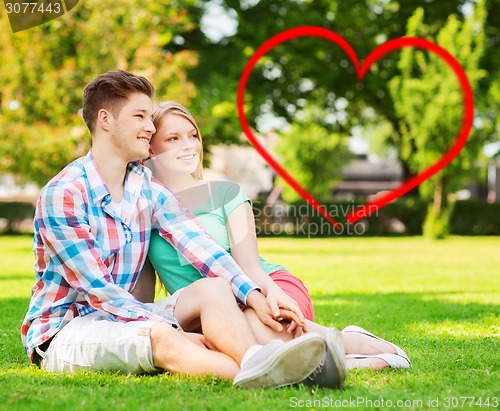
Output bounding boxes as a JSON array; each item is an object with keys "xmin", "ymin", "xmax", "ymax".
[
  {"xmin": 40, "ymin": 311, "xmax": 161, "ymax": 374},
  {"xmin": 170, "ymin": 277, "xmax": 327, "ymax": 388},
  {"xmin": 150, "ymin": 322, "xmax": 239, "ymax": 378},
  {"xmin": 172, "ymin": 277, "xmax": 258, "ymax": 364},
  {"xmin": 38, "ymin": 307, "xmax": 239, "ymax": 378}
]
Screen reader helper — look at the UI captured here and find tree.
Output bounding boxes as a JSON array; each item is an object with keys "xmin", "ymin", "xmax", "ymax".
[
  {"xmin": 275, "ymin": 107, "xmax": 352, "ymax": 203},
  {"xmin": 181, "ymin": 1, "xmax": 480, "ymax": 142},
  {"xmin": 181, "ymin": 0, "xmax": 499, "ymax": 200},
  {"xmin": 0, "ymin": 0, "xmax": 198, "ymax": 186},
  {"xmin": 388, "ymin": 1, "xmax": 488, "ymax": 238}
]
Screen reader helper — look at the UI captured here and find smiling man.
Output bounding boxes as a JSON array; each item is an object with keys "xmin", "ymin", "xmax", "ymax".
[{"xmin": 20, "ymin": 70, "xmax": 327, "ymax": 388}]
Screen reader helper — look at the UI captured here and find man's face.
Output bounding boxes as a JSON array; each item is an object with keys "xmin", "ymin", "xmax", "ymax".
[{"xmin": 108, "ymin": 92, "xmax": 156, "ymax": 162}]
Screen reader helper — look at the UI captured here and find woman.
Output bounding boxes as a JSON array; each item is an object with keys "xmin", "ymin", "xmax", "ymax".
[{"xmin": 144, "ymin": 101, "xmax": 411, "ymax": 371}]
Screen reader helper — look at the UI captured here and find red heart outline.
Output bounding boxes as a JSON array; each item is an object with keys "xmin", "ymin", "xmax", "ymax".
[{"xmin": 237, "ymin": 26, "xmax": 474, "ymax": 227}]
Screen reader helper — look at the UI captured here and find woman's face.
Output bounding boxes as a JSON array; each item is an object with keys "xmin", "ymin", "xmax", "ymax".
[{"xmin": 149, "ymin": 113, "xmax": 202, "ymax": 176}]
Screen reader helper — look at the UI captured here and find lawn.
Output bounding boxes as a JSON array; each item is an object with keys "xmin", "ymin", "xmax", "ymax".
[{"xmin": 0, "ymin": 235, "xmax": 499, "ymax": 410}]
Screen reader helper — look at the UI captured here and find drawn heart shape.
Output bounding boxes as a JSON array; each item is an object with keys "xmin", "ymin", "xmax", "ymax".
[{"xmin": 237, "ymin": 26, "xmax": 474, "ymax": 227}]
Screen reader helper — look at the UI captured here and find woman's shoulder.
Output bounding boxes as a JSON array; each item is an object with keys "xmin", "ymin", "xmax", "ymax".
[
  {"xmin": 206, "ymin": 179, "xmax": 242, "ymax": 195},
  {"xmin": 204, "ymin": 180, "xmax": 249, "ymax": 210}
]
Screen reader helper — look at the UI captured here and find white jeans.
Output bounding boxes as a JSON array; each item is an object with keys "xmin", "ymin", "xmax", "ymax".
[{"xmin": 38, "ymin": 290, "xmax": 183, "ymax": 374}]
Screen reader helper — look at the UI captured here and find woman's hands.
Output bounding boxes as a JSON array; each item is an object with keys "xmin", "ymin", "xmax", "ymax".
[
  {"xmin": 227, "ymin": 201, "xmax": 307, "ymax": 338},
  {"xmin": 246, "ymin": 289, "xmax": 306, "ymax": 338},
  {"xmin": 265, "ymin": 283, "xmax": 307, "ymax": 337}
]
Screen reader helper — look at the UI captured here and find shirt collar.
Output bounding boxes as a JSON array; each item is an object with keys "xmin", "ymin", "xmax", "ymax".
[{"xmin": 83, "ymin": 150, "xmax": 145, "ymax": 206}]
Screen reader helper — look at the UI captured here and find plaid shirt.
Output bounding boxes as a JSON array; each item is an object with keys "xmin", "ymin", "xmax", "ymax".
[{"xmin": 21, "ymin": 150, "xmax": 259, "ymax": 361}]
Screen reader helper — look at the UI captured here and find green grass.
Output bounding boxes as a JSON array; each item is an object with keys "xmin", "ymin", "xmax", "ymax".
[{"xmin": 0, "ymin": 235, "xmax": 499, "ymax": 410}]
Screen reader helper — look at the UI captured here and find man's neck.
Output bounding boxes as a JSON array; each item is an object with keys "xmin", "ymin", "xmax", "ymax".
[{"xmin": 92, "ymin": 142, "xmax": 128, "ymax": 202}]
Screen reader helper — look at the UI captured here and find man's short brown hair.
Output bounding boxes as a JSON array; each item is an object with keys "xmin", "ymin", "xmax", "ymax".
[{"xmin": 82, "ymin": 70, "xmax": 154, "ymax": 134}]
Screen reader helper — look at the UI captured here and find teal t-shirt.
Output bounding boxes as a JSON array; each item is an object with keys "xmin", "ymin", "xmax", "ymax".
[{"xmin": 149, "ymin": 180, "xmax": 285, "ymax": 295}]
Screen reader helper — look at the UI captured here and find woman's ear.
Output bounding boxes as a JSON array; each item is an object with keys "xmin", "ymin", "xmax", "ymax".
[{"xmin": 149, "ymin": 148, "xmax": 155, "ymax": 157}]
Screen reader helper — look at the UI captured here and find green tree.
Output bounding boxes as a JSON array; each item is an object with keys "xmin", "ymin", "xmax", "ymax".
[
  {"xmin": 182, "ymin": 1, "xmax": 485, "ymax": 141},
  {"xmin": 0, "ymin": 0, "xmax": 198, "ymax": 186},
  {"xmin": 388, "ymin": 1, "xmax": 488, "ymax": 238},
  {"xmin": 181, "ymin": 0, "xmax": 499, "ymax": 201},
  {"xmin": 275, "ymin": 107, "xmax": 352, "ymax": 203}
]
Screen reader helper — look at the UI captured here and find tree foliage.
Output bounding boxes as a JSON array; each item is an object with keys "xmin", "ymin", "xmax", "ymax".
[
  {"xmin": 0, "ymin": 0, "xmax": 198, "ymax": 186},
  {"xmin": 181, "ymin": 0, "xmax": 498, "ymax": 230},
  {"xmin": 389, "ymin": 0, "xmax": 488, "ymax": 238},
  {"xmin": 275, "ymin": 107, "xmax": 352, "ymax": 202},
  {"xmin": 1, "ymin": 0, "xmax": 499, "ymax": 232}
]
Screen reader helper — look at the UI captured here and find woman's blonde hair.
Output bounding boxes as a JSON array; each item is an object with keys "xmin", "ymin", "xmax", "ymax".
[{"xmin": 152, "ymin": 101, "xmax": 204, "ymax": 179}]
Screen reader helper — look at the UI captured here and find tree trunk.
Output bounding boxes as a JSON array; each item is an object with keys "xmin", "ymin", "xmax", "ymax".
[
  {"xmin": 433, "ymin": 177, "xmax": 443, "ymax": 217},
  {"xmin": 423, "ymin": 175, "xmax": 451, "ymax": 239}
]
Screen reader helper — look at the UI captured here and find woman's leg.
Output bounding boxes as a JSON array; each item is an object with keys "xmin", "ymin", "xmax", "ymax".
[
  {"xmin": 269, "ymin": 270, "xmax": 315, "ymax": 321},
  {"xmin": 259, "ymin": 271, "xmax": 407, "ymax": 370},
  {"xmin": 306, "ymin": 322, "xmax": 409, "ymax": 370},
  {"xmin": 306, "ymin": 322, "xmax": 397, "ymax": 354}
]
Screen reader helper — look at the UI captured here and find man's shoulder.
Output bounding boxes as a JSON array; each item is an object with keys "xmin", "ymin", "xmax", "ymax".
[{"xmin": 41, "ymin": 157, "xmax": 88, "ymax": 197}]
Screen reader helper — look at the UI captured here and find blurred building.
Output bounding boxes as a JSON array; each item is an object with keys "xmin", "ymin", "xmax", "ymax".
[
  {"xmin": 0, "ymin": 174, "xmax": 39, "ymax": 204},
  {"xmin": 205, "ymin": 144, "xmax": 274, "ymax": 200},
  {"xmin": 487, "ymin": 159, "xmax": 500, "ymax": 203},
  {"xmin": 332, "ymin": 154, "xmax": 404, "ymax": 199}
]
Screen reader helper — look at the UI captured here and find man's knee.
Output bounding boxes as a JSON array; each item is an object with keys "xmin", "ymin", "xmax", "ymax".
[
  {"xmin": 151, "ymin": 322, "xmax": 181, "ymax": 346},
  {"xmin": 150, "ymin": 322, "xmax": 186, "ymax": 371},
  {"xmin": 192, "ymin": 277, "xmax": 233, "ymax": 299}
]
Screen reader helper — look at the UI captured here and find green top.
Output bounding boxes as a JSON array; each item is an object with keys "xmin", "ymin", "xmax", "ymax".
[{"xmin": 149, "ymin": 181, "xmax": 285, "ymax": 295}]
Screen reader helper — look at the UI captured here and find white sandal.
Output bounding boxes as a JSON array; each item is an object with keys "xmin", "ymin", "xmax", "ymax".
[{"xmin": 342, "ymin": 325, "xmax": 411, "ymax": 366}]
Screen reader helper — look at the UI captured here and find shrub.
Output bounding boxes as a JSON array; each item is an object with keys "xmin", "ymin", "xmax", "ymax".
[{"xmin": 0, "ymin": 202, "xmax": 35, "ymax": 234}]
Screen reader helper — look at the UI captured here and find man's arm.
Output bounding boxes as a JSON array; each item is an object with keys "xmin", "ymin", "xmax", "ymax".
[
  {"xmin": 151, "ymin": 181, "xmax": 259, "ymax": 306},
  {"xmin": 39, "ymin": 184, "xmax": 165, "ymax": 322},
  {"xmin": 132, "ymin": 257, "xmax": 156, "ymax": 303}
]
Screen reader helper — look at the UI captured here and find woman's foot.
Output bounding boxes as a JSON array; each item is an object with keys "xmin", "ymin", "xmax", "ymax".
[
  {"xmin": 341, "ymin": 325, "xmax": 409, "ymax": 361},
  {"xmin": 346, "ymin": 353, "xmax": 410, "ymax": 370},
  {"xmin": 346, "ymin": 356, "xmax": 389, "ymax": 370}
]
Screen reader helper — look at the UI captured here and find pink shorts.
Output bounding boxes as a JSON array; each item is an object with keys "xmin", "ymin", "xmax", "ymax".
[{"xmin": 269, "ymin": 270, "xmax": 314, "ymax": 321}]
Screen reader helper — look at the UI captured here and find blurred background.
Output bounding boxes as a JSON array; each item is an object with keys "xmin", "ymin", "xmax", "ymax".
[{"xmin": 0, "ymin": 0, "xmax": 499, "ymax": 238}]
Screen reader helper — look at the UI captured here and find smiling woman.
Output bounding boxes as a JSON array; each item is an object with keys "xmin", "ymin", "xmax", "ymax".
[
  {"xmin": 143, "ymin": 101, "xmax": 414, "ymax": 379},
  {"xmin": 147, "ymin": 108, "xmax": 203, "ymax": 188}
]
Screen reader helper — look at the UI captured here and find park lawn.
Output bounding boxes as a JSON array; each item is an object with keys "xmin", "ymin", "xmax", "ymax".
[{"xmin": 0, "ymin": 235, "xmax": 499, "ymax": 410}]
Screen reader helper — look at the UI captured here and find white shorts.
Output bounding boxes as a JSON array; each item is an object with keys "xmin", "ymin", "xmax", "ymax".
[{"xmin": 38, "ymin": 289, "xmax": 184, "ymax": 374}]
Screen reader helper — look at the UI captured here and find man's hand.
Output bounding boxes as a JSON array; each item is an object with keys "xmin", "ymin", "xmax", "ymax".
[
  {"xmin": 275, "ymin": 309, "xmax": 306, "ymax": 338},
  {"xmin": 265, "ymin": 283, "xmax": 306, "ymax": 331},
  {"xmin": 246, "ymin": 290, "xmax": 306, "ymax": 337}
]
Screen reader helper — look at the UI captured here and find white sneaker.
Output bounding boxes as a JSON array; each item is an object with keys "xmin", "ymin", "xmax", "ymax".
[
  {"xmin": 302, "ymin": 327, "xmax": 347, "ymax": 388},
  {"xmin": 233, "ymin": 332, "xmax": 325, "ymax": 388}
]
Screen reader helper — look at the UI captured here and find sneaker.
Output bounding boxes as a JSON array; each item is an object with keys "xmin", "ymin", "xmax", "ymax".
[
  {"xmin": 302, "ymin": 327, "xmax": 347, "ymax": 388},
  {"xmin": 233, "ymin": 332, "xmax": 325, "ymax": 388}
]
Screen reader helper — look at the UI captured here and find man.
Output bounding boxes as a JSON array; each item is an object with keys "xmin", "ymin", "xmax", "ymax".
[{"xmin": 21, "ymin": 70, "xmax": 330, "ymax": 388}]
